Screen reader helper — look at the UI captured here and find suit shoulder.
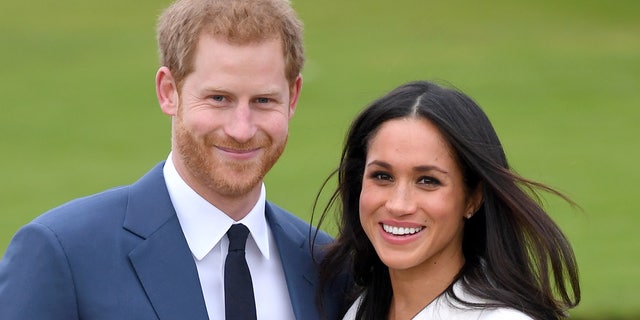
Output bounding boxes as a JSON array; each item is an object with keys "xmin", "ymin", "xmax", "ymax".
[
  {"xmin": 265, "ymin": 202, "xmax": 333, "ymax": 244},
  {"xmin": 266, "ymin": 202, "xmax": 308, "ymax": 226},
  {"xmin": 30, "ymin": 185, "xmax": 130, "ymax": 235}
]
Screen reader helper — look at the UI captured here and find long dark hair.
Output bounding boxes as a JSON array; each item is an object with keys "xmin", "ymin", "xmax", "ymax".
[{"xmin": 314, "ymin": 80, "xmax": 580, "ymax": 319}]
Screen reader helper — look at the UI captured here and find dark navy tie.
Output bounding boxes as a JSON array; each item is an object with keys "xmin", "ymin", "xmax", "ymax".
[{"xmin": 224, "ymin": 224, "xmax": 257, "ymax": 320}]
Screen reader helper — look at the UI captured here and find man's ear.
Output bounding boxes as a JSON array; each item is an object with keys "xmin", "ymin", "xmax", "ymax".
[
  {"xmin": 287, "ymin": 74, "xmax": 303, "ymax": 119},
  {"xmin": 156, "ymin": 66, "xmax": 179, "ymax": 116}
]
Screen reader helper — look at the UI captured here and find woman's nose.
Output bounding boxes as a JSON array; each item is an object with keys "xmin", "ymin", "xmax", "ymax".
[{"xmin": 384, "ymin": 184, "xmax": 417, "ymax": 216}]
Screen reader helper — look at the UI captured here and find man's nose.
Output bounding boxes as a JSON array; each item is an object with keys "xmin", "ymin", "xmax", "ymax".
[{"xmin": 224, "ymin": 102, "xmax": 257, "ymax": 143}]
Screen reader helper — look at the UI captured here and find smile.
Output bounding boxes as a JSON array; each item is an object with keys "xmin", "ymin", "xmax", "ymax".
[
  {"xmin": 216, "ymin": 146, "xmax": 261, "ymax": 160},
  {"xmin": 382, "ymin": 224, "xmax": 424, "ymax": 236},
  {"xmin": 217, "ymin": 146, "xmax": 260, "ymax": 153}
]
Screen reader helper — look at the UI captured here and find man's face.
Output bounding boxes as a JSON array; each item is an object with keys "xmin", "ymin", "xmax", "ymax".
[{"xmin": 170, "ymin": 35, "xmax": 301, "ymax": 211}]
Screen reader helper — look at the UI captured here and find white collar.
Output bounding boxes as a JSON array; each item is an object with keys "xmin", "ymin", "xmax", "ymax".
[{"xmin": 163, "ymin": 153, "xmax": 271, "ymax": 260}]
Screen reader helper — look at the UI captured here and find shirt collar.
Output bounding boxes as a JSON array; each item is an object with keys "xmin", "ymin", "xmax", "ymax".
[{"xmin": 163, "ymin": 153, "xmax": 271, "ymax": 260}]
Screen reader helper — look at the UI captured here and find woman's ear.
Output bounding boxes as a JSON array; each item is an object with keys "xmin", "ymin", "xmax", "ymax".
[
  {"xmin": 156, "ymin": 66, "xmax": 179, "ymax": 116},
  {"xmin": 465, "ymin": 184, "xmax": 484, "ymax": 219}
]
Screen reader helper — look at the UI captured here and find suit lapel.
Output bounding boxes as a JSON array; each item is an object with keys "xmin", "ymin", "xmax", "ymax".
[
  {"xmin": 266, "ymin": 202, "xmax": 319, "ymax": 320},
  {"xmin": 124, "ymin": 163, "xmax": 208, "ymax": 320}
]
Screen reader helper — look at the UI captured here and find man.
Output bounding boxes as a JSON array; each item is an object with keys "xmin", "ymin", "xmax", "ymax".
[{"xmin": 0, "ymin": 0, "xmax": 347, "ymax": 319}]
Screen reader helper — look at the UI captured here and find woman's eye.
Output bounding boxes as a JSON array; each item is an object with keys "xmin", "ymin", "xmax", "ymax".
[
  {"xmin": 370, "ymin": 172, "xmax": 392, "ymax": 181},
  {"xmin": 418, "ymin": 176, "xmax": 440, "ymax": 186}
]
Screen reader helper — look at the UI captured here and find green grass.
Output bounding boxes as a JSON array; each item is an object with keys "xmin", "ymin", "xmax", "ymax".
[{"xmin": 1, "ymin": 0, "xmax": 638, "ymax": 318}]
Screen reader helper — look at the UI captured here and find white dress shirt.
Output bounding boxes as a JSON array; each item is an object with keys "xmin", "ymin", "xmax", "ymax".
[{"xmin": 163, "ymin": 154, "xmax": 295, "ymax": 320}]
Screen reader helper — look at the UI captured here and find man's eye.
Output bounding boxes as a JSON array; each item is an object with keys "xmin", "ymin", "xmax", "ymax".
[
  {"xmin": 211, "ymin": 95, "xmax": 225, "ymax": 102},
  {"xmin": 256, "ymin": 97, "xmax": 270, "ymax": 103}
]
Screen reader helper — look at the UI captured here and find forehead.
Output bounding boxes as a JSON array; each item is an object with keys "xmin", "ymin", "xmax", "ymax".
[
  {"xmin": 191, "ymin": 34, "xmax": 287, "ymax": 76},
  {"xmin": 195, "ymin": 34, "xmax": 284, "ymax": 58},
  {"xmin": 367, "ymin": 117, "xmax": 458, "ymax": 166}
]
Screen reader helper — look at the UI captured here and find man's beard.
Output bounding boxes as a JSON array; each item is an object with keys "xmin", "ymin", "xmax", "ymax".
[{"xmin": 174, "ymin": 115, "xmax": 287, "ymax": 198}]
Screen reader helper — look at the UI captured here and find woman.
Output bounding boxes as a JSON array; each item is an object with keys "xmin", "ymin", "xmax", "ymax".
[{"xmin": 315, "ymin": 81, "xmax": 580, "ymax": 319}]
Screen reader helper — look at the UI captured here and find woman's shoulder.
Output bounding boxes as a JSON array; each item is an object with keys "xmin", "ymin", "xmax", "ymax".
[
  {"xmin": 415, "ymin": 299, "xmax": 534, "ymax": 320},
  {"xmin": 453, "ymin": 282, "xmax": 534, "ymax": 319},
  {"xmin": 414, "ymin": 282, "xmax": 534, "ymax": 320},
  {"xmin": 415, "ymin": 298, "xmax": 533, "ymax": 320},
  {"xmin": 343, "ymin": 284, "xmax": 535, "ymax": 320},
  {"xmin": 476, "ymin": 307, "xmax": 534, "ymax": 320}
]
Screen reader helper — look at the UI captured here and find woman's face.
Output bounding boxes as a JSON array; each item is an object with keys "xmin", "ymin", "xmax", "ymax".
[{"xmin": 359, "ymin": 117, "xmax": 481, "ymax": 274}]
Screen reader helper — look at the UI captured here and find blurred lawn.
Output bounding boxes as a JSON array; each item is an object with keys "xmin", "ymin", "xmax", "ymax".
[{"xmin": 1, "ymin": 0, "xmax": 638, "ymax": 318}]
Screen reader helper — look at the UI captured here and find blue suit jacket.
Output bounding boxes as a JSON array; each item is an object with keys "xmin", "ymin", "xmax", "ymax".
[{"xmin": 0, "ymin": 162, "xmax": 347, "ymax": 319}]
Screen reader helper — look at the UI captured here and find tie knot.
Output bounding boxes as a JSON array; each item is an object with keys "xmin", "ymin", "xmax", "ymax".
[{"xmin": 227, "ymin": 224, "xmax": 250, "ymax": 252}]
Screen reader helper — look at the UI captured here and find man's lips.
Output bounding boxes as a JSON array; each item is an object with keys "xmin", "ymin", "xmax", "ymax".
[{"xmin": 216, "ymin": 146, "xmax": 261, "ymax": 159}]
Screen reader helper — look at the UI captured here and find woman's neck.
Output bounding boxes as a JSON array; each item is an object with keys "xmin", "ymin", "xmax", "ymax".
[{"xmin": 387, "ymin": 253, "xmax": 464, "ymax": 320}]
